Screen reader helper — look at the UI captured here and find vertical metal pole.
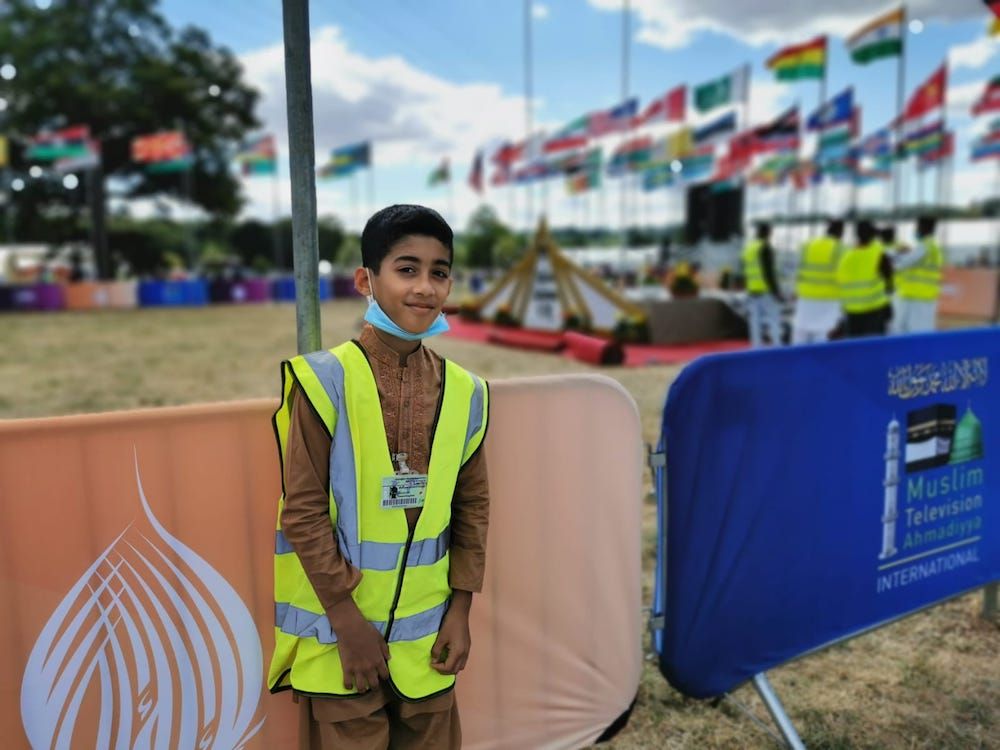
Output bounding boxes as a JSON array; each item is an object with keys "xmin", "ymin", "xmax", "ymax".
[
  {"xmin": 935, "ymin": 63, "xmax": 949, "ymax": 210},
  {"xmin": 523, "ymin": 0, "xmax": 534, "ymax": 230},
  {"xmin": 752, "ymin": 673, "xmax": 806, "ymax": 750},
  {"xmin": 619, "ymin": 0, "xmax": 630, "ymax": 271},
  {"xmin": 983, "ymin": 582, "xmax": 998, "ymax": 620},
  {"xmin": 811, "ymin": 48, "xmax": 827, "ymax": 233},
  {"xmin": 282, "ymin": 0, "xmax": 321, "ymax": 354},
  {"xmin": 892, "ymin": 4, "xmax": 908, "ymax": 214},
  {"xmin": 271, "ymin": 167, "xmax": 282, "ymax": 268}
]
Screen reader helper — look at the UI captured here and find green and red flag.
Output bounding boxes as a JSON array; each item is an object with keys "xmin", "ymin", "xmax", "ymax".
[
  {"xmin": 428, "ymin": 157, "xmax": 450, "ymax": 186},
  {"xmin": 132, "ymin": 131, "xmax": 192, "ymax": 172},
  {"xmin": 766, "ymin": 36, "xmax": 826, "ymax": 81},
  {"xmin": 973, "ymin": 75, "xmax": 1000, "ymax": 116},
  {"xmin": 27, "ymin": 125, "xmax": 92, "ymax": 162},
  {"xmin": 846, "ymin": 7, "xmax": 904, "ymax": 65},
  {"xmin": 236, "ymin": 134, "xmax": 277, "ymax": 176}
]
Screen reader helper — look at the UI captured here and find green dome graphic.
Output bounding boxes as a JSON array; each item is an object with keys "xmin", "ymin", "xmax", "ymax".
[{"xmin": 949, "ymin": 406, "xmax": 984, "ymax": 464}]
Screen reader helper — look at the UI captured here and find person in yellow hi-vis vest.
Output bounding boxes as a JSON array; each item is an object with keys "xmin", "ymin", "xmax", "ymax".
[
  {"xmin": 891, "ymin": 215, "xmax": 944, "ymax": 334},
  {"xmin": 791, "ymin": 219, "xmax": 844, "ymax": 344},
  {"xmin": 270, "ymin": 204, "xmax": 490, "ymax": 749},
  {"xmin": 741, "ymin": 222, "xmax": 784, "ymax": 347},
  {"xmin": 836, "ymin": 220, "xmax": 894, "ymax": 338}
]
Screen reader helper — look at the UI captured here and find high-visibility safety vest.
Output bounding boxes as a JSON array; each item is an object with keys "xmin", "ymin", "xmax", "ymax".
[
  {"xmin": 742, "ymin": 240, "xmax": 767, "ymax": 294},
  {"xmin": 795, "ymin": 236, "xmax": 842, "ymax": 301},
  {"xmin": 836, "ymin": 242, "xmax": 889, "ymax": 314},
  {"xmin": 268, "ymin": 340, "xmax": 489, "ymax": 699},
  {"xmin": 897, "ymin": 238, "xmax": 943, "ymax": 302}
]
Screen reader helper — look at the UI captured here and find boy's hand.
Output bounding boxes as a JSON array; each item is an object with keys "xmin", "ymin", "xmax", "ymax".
[
  {"xmin": 430, "ymin": 591, "xmax": 472, "ymax": 675},
  {"xmin": 328, "ymin": 599, "xmax": 390, "ymax": 692}
]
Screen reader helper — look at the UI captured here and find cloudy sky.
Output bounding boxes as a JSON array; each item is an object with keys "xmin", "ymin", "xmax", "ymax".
[{"xmin": 160, "ymin": 0, "xmax": 998, "ymax": 232}]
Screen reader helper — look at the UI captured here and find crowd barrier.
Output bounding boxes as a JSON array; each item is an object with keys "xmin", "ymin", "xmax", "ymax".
[
  {"xmin": 651, "ymin": 328, "xmax": 999, "ymax": 747},
  {"xmin": 0, "ymin": 276, "xmax": 340, "ymax": 312},
  {"xmin": 3, "ymin": 375, "xmax": 642, "ymax": 750}
]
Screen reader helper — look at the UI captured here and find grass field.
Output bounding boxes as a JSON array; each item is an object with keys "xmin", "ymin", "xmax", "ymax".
[{"xmin": 4, "ymin": 300, "xmax": 998, "ymax": 749}]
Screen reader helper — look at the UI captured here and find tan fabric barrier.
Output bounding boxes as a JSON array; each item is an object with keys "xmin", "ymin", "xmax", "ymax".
[
  {"xmin": 63, "ymin": 281, "xmax": 138, "ymax": 310},
  {"xmin": 1, "ymin": 375, "xmax": 642, "ymax": 749},
  {"xmin": 937, "ymin": 268, "xmax": 999, "ymax": 321}
]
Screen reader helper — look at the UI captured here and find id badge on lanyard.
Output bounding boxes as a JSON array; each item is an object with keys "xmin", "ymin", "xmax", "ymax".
[{"xmin": 381, "ymin": 452, "xmax": 428, "ymax": 510}]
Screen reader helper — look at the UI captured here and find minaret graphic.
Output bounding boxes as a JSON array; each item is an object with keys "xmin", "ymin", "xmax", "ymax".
[{"xmin": 880, "ymin": 416, "xmax": 900, "ymax": 560}]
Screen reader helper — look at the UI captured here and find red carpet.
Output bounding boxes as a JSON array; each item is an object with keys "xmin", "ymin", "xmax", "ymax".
[{"xmin": 445, "ymin": 318, "xmax": 748, "ymax": 367}]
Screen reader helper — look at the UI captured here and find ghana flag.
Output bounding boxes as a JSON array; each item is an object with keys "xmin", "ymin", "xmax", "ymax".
[{"xmin": 766, "ymin": 36, "xmax": 826, "ymax": 81}]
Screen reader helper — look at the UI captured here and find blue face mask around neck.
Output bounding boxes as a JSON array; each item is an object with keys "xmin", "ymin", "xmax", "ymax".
[{"xmin": 363, "ymin": 271, "xmax": 450, "ymax": 341}]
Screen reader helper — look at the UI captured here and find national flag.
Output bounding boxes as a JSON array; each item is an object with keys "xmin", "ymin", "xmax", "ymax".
[
  {"xmin": 919, "ymin": 131, "xmax": 955, "ymax": 167},
  {"xmin": 606, "ymin": 136, "xmax": 653, "ymax": 175},
  {"xmin": 492, "ymin": 140, "xmax": 524, "ymax": 166},
  {"xmin": 902, "ymin": 64, "xmax": 947, "ymax": 122},
  {"xmin": 54, "ymin": 140, "xmax": 101, "ymax": 173},
  {"xmin": 567, "ymin": 166, "xmax": 601, "ymax": 194},
  {"xmin": 559, "ymin": 147, "xmax": 602, "ymax": 176},
  {"xmin": 678, "ymin": 145, "xmax": 716, "ymax": 181},
  {"xmin": 642, "ymin": 163, "xmax": 675, "ymax": 191},
  {"xmin": 491, "ymin": 165, "xmax": 511, "ymax": 187},
  {"xmin": 985, "ymin": 1, "xmax": 1000, "ymax": 35},
  {"xmin": 588, "ymin": 98, "xmax": 639, "ymax": 136},
  {"xmin": 847, "ymin": 7, "xmax": 904, "ymax": 64},
  {"xmin": 693, "ymin": 111, "xmax": 737, "ymax": 145},
  {"xmin": 693, "ymin": 65, "xmax": 750, "ymax": 113},
  {"xmin": 131, "ymin": 130, "xmax": 190, "ymax": 163},
  {"xmin": 766, "ymin": 36, "xmax": 827, "ymax": 81},
  {"xmin": 807, "ymin": 88, "xmax": 854, "ymax": 131},
  {"xmin": 28, "ymin": 125, "xmax": 93, "ymax": 162},
  {"xmin": 816, "ymin": 109, "xmax": 860, "ymax": 159},
  {"xmin": 749, "ymin": 154, "xmax": 797, "ymax": 186},
  {"xmin": 634, "ymin": 85, "xmax": 686, "ymax": 127},
  {"xmin": 753, "ymin": 106, "xmax": 801, "ymax": 154},
  {"xmin": 790, "ymin": 160, "xmax": 819, "ymax": 190},
  {"xmin": 972, "ymin": 132, "xmax": 1000, "ymax": 160},
  {"xmin": 428, "ymin": 157, "xmax": 450, "ymax": 186},
  {"xmin": 972, "ymin": 75, "xmax": 1000, "ymax": 115},
  {"xmin": 543, "ymin": 115, "xmax": 590, "ymax": 154},
  {"xmin": 236, "ymin": 134, "xmax": 277, "ymax": 176},
  {"xmin": 664, "ymin": 127, "xmax": 694, "ymax": 159},
  {"xmin": 468, "ymin": 150, "xmax": 484, "ymax": 193},
  {"xmin": 858, "ymin": 128, "xmax": 892, "ymax": 157},
  {"xmin": 902, "ymin": 121, "xmax": 945, "ymax": 156}
]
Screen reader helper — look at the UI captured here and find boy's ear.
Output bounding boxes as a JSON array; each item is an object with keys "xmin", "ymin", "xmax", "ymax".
[{"xmin": 354, "ymin": 266, "xmax": 372, "ymax": 296}]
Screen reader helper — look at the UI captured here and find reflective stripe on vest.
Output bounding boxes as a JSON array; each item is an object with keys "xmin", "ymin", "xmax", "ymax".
[
  {"xmin": 836, "ymin": 242, "xmax": 888, "ymax": 314},
  {"xmin": 897, "ymin": 239, "xmax": 943, "ymax": 302},
  {"xmin": 796, "ymin": 236, "xmax": 841, "ymax": 301},
  {"xmin": 268, "ymin": 340, "xmax": 489, "ymax": 699},
  {"xmin": 742, "ymin": 240, "xmax": 767, "ymax": 294}
]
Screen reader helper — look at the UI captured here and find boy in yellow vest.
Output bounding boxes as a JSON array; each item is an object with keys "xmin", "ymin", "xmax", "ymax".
[
  {"xmin": 836, "ymin": 220, "xmax": 893, "ymax": 338},
  {"xmin": 270, "ymin": 204, "xmax": 490, "ymax": 749},
  {"xmin": 792, "ymin": 219, "xmax": 843, "ymax": 344},
  {"xmin": 741, "ymin": 221, "xmax": 784, "ymax": 347}
]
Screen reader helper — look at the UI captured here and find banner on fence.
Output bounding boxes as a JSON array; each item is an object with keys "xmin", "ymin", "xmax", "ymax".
[{"xmin": 654, "ymin": 330, "xmax": 999, "ymax": 697}]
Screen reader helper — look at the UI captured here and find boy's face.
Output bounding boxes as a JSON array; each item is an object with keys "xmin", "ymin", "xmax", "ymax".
[{"xmin": 354, "ymin": 235, "xmax": 453, "ymax": 334}]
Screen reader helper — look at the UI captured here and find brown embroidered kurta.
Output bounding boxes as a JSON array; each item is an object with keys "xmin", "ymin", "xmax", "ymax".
[{"xmin": 280, "ymin": 324, "xmax": 489, "ymax": 725}]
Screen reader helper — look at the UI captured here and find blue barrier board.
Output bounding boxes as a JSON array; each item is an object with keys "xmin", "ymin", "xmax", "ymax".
[{"xmin": 653, "ymin": 329, "xmax": 999, "ymax": 698}]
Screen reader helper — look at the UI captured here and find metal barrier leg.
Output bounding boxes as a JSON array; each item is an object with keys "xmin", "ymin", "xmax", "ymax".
[
  {"xmin": 752, "ymin": 673, "xmax": 806, "ymax": 750},
  {"xmin": 984, "ymin": 583, "xmax": 998, "ymax": 620}
]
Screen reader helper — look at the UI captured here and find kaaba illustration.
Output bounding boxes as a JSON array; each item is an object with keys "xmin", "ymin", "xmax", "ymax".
[
  {"xmin": 905, "ymin": 404, "xmax": 956, "ymax": 472},
  {"xmin": 905, "ymin": 403, "xmax": 985, "ymax": 472}
]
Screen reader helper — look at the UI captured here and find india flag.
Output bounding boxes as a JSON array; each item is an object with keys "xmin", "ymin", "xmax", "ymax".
[{"xmin": 847, "ymin": 7, "xmax": 904, "ymax": 65}]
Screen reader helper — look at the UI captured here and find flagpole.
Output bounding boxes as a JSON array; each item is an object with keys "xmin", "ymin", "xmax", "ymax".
[
  {"xmin": 893, "ymin": 3, "xmax": 908, "ymax": 215},
  {"xmin": 811, "ymin": 39, "xmax": 827, "ymax": 235},
  {"xmin": 348, "ymin": 171, "xmax": 358, "ymax": 233},
  {"xmin": 935, "ymin": 62, "xmax": 949, "ymax": 209},
  {"xmin": 619, "ymin": 0, "xmax": 631, "ymax": 274},
  {"xmin": 523, "ymin": 0, "xmax": 534, "ymax": 231}
]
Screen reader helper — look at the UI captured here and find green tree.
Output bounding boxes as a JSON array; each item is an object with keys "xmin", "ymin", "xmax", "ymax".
[
  {"xmin": 463, "ymin": 205, "xmax": 512, "ymax": 268},
  {"xmin": 0, "ymin": 0, "xmax": 260, "ymax": 276}
]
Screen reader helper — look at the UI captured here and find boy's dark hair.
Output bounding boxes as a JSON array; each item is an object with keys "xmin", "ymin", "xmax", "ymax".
[
  {"xmin": 361, "ymin": 204, "xmax": 454, "ymax": 272},
  {"xmin": 755, "ymin": 222, "xmax": 772, "ymax": 240},
  {"xmin": 916, "ymin": 215, "xmax": 937, "ymax": 238},
  {"xmin": 880, "ymin": 225, "xmax": 896, "ymax": 244},
  {"xmin": 826, "ymin": 219, "xmax": 844, "ymax": 238}
]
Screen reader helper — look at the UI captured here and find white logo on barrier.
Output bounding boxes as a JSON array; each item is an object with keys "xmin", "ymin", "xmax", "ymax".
[{"xmin": 21, "ymin": 457, "xmax": 265, "ymax": 749}]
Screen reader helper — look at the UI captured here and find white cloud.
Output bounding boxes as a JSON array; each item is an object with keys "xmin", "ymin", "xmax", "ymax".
[
  {"xmin": 589, "ymin": 0, "xmax": 985, "ymax": 49},
  {"xmin": 239, "ymin": 26, "xmax": 526, "ymax": 170},
  {"xmin": 949, "ymin": 36, "xmax": 1000, "ymax": 71},
  {"xmin": 532, "ymin": 3, "xmax": 550, "ymax": 21},
  {"xmin": 948, "ymin": 79, "xmax": 986, "ymax": 116}
]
